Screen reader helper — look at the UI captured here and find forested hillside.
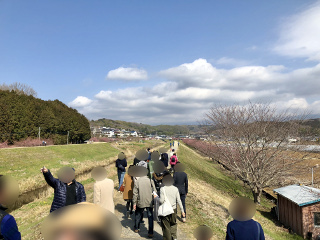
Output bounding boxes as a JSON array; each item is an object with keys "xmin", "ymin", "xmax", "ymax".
[{"xmin": 0, "ymin": 90, "xmax": 91, "ymax": 144}]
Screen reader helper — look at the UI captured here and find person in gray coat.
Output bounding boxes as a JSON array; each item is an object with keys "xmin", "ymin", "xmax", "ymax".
[{"xmin": 133, "ymin": 167, "xmax": 157, "ymax": 238}]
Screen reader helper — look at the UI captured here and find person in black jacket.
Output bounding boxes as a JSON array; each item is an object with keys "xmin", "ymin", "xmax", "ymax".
[
  {"xmin": 41, "ymin": 166, "xmax": 86, "ymax": 212},
  {"xmin": 160, "ymin": 152, "xmax": 169, "ymax": 168},
  {"xmin": 173, "ymin": 163, "xmax": 188, "ymax": 223},
  {"xmin": 115, "ymin": 152, "xmax": 127, "ymax": 191}
]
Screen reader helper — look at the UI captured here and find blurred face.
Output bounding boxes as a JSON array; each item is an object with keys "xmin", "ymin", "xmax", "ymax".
[
  {"xmin": 0, "ymin": 176, "xmax": 19, "ymax": 207},
  {"xmin": 58, "ymin": 167, "xmax": 75, "ymax": 184}
]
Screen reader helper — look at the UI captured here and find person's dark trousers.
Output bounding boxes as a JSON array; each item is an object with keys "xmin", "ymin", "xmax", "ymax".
[
  {"xmin": 134, "ymin": 207, "xmax": 154, "ymax": 234},
  {"xmin": 180, "ymin": 194, "xmax": 186, "ymax": 217},
  {"xmin": 160, "ymin": 208, "xmax": 177, "ymax": 240},
  {"xmin": 126, "ymin": 199, "xmax": 133, "ymax": 213}
]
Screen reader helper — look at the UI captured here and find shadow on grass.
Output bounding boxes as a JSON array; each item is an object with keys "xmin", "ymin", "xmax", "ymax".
[{"xmin": 257, "ymin": 209, "xmax": 283, "ymax": 227}]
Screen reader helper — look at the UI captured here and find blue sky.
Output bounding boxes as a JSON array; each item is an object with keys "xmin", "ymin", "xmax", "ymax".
[{"xmin": 1, "ymin": 0, "xmax": 320, "ymax": 124}]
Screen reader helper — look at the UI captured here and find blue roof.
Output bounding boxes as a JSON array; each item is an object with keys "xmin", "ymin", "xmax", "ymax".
[{"xmin": 273, "ymin": 184, "xmax": 320, "ymax": 206}]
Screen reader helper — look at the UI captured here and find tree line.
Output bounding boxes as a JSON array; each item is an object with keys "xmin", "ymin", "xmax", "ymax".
[{"xmin": 0, "ymin": 89, "xmax": 91, "ymax": 145}]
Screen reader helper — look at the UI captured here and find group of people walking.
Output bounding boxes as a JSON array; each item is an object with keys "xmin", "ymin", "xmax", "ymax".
[
  {"xmin": 116, "ymin": 145, "xmax": 188, "ymax": 239},
  {"xmin": 0, "ymin": 141, "xmax": 265, "ymax": 240}
]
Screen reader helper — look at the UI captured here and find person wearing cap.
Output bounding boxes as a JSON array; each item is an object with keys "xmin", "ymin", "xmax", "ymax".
[
  {"xmin": 0, "ymin": 175, "xmax": 21, "ymax": 240},
  {"xmin": 41, "ymin": 166, "xmax": 86, "ymax": 212}
]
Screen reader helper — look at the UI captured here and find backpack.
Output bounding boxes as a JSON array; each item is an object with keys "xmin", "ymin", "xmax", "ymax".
[
  {"xmin": 170, "ymin": 156, "xmax": 177, "ymax": 165},
  {"xmin": 0, "ymin": 209, "xmax": 8, "ymax": 239}
]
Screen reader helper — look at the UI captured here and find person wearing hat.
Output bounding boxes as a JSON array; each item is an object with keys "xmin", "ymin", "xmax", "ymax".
[
  {"xmin": 0, "ymin": 175, "xmax": 21, "ymax": 240},
  {"xmin": 226, "ymin": 197, "xmax": 265, "ymax": 240},
  {"xmin": 41, "ymin": 166, "xmax": 86, "ymax": 212}
]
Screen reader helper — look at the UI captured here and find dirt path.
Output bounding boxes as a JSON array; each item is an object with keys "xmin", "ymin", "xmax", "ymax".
[{"xmin": 112, "ymin": 140, "xmax": 189, "ymax": 239}]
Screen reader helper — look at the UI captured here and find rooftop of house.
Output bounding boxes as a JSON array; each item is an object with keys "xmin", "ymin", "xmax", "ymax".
[{"xmin": 273, "ymin": 184, "xmax": 320, "ymax": 206}]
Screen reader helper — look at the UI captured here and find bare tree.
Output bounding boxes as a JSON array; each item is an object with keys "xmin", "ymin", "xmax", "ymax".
[
  {"xmin": 0, "ymin": 82, "xmax": 37, "ymax": 97},
  {"xmin": 204, "ymin": 102, "xmax": 309, "ymax": 204}
]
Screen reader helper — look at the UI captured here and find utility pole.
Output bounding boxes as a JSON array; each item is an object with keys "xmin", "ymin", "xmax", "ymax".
[
  {"xmin": 38, "ymin": 127, "xmax": 41, "ymax": 141},
  {"xmin": 67, "ymin": 131, "xmax": 69, "ymax": 145},
  {"xmin": 312, "ymin": 164, "xmax": 319, "ymax": 187}
]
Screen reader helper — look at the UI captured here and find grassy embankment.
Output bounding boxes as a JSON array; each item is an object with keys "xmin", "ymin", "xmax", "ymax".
[
  {"xmin": 2, "ymin": 140, "xmax": 164, "ymax": 239},
  {"xmin": 176, "ymin": 143, "xmax": 303, "ymax": 240}
]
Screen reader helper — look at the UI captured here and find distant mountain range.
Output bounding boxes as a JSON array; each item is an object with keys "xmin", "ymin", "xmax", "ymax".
[
  {"xmin": 90, "ymin": 118, "xmax": 206, "ymax": 136},
  {"xmin": 90, "ymin": 118, "xmax": 320, "ymax": 137}
]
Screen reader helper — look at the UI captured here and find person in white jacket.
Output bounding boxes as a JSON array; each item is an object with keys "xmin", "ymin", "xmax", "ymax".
[
  {"xmin": 159, "ymin": 175, "xmax": 185, "ymax": 240},
  {"xmin": 92, "ymin": 167, "xmax": 115, "ymax": 213}
]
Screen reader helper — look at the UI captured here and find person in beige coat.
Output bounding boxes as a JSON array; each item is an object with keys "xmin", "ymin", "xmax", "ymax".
[{"xmin": 92, "ymin": 167, "xmax": 115, "ymax": 214}]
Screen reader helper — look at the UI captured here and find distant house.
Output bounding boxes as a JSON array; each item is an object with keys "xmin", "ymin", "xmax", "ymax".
[
  {"xmin": 288, "ymin": 138, "xmax": 298, "ymax": 143},
  {"xmin": 274, "ymin": 184, "xmax": 320, "ymax": 239},
  {"xmin": 130, "ymin": 131, "xmax": 138, "ymax": 137}
]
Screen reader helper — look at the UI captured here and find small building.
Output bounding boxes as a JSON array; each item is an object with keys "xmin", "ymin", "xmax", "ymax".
[{"xmin": 274, "ymin": 184, "xmax": 320, "ymax": 239}]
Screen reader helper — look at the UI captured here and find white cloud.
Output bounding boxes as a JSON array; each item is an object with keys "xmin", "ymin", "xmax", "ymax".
[
  {"xmin": 69, "ymin": 96, "xmax": 93, "ymax": 108},
  {"xmin": 274, "ymin": 1, "xmax": 320, "ymax": 61},
  {"xmin": 216, "ymin": 57, "xmax": 250, "ymax": 67},
  {"xmin": 285, "ymin": 98, "xmax": 309, "ymax": 109},
  {"xmin": 106, "ymin": 67, "xmax": 148, "ymax": 81},
  {"xmin": 70, "ymin": 58, "xmax": 320, "ymax": 124}
]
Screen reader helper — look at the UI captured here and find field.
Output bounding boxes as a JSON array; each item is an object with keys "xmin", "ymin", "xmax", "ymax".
[
  {"xmin": 2, "ymin": 140, "xmax": 164, "ymax": 239},
  {"xmin": 1, "ymin": 140, "xmax": 305, "ymax": 239},
  {"xmin": 175, "ymin": 143, "xmax": 303, "ymax": 240}
]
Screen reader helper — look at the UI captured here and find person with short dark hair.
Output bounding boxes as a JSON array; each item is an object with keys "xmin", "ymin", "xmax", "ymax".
[
  {"xmin": 147, "ymin": 148, "xmax": 151, "ymax": 161},
  {"xmin": 0, "ymin": 175, "xmax": 21, "ymax": 240},
  {"xmin": 170, "ymin": 153, "xmax": 178, "ymax": 169},
  {"xmin": 115, "ymin": 152, "xmax": 127, "ymax": 191},
  {"xmin": 41, "ymin": 166, "xmax": 86, "ymax": 212},
  {"xmin": 160, "ymin": 152, "xmax": 169, "ymax": 168},
  {"xmin": 173, "ymin": 164, "xmax": 188, "ymax": 223}
]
